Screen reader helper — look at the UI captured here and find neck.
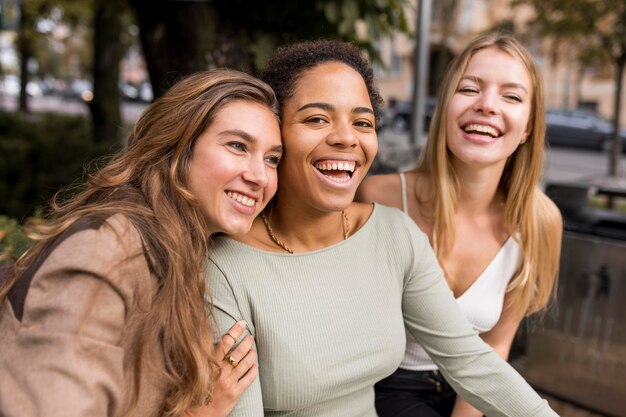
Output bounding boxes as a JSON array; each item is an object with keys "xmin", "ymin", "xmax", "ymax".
[
  {"xmin": 267, "ymin": 199, "xmax": 349, "ymax": 253},
  {"xmin": 452, "ymin": 160, "xmax": 506, "ymax": 216}
]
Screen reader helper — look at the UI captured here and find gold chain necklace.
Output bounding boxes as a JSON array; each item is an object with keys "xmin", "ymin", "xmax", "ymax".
[{"xmin": 262, "ymin": 210, "xmax": 350, "ymax": 254}]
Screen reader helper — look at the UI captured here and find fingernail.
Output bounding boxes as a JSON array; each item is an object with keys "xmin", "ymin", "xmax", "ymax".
[{"xmin": 238, "ymin": 320, "xmax": 248, "ymax": 329}]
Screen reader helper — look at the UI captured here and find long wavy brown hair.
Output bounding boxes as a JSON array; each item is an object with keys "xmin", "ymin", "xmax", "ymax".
[{"xmin": 0, "ymin": 69, "xmax": 279, "ymax": 416}]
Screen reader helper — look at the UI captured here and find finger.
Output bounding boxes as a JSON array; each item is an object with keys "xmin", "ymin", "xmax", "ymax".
[
  {"xmin": 230, "ymin": 346, "xmax": 257, "ymax": 381},
  {"xmin": 217, "ymin": 320, "xmax": 247, "ymax": 356},
  {"xmin": 235, "ymin": 363, "xmax": 258, "ymax": 391},
  {"xmin": 227, "ymin": 336, "xmax": 257, "ymax": 379},
  {"xmin": 222, "ymin": 334, "xmax": 254, "ymax": 372}
]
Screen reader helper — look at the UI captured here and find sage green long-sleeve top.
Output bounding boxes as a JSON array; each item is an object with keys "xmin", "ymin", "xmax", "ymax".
[{"xmin": 206, "ymin": 204, "xmax": 558, "ymax": 417}]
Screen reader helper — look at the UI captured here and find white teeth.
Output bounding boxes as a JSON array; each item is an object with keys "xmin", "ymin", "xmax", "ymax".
[
  {"xmin": 227, "ymin": 191, "xmax": 256, "ymax": 207},
  {"xmin": 314, "ymin": 162, "xmax": 355, "ymax": 172},
  {"xmin": 464, "ymin": 124, "xmax": 499, "ymax": 137},
  {"xmin": 321, "ymin": 173, "xmax": 350, "ymax": 183}
]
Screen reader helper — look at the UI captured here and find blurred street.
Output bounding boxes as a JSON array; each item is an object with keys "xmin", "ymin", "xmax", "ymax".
[
  {"xmin": 0, "ymin": 94, "xmax": 148, "ymax": 125},
  {"xmin": 375, "ymin": 127, "xmax": 626, "ymax": 185}
]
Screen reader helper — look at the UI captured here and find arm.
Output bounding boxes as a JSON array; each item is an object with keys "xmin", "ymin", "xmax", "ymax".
[
  {"xmin": 204, "ymin": 258, "xmax": 264, "ymax": 416},
  {"xmin": 449, "ymin": 295, "xmax": 523, "ymax": 417},
  {"xmin": 186, "ymin": 321, "xmax": 258, "ymax": 417},
  {"xmin": 400, "ymin": 219, "xmax": 558, "ymax": 417}
]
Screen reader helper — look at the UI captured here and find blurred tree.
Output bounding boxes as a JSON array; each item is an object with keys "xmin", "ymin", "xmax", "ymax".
[
  {"xmin": 90, "ymin": 0, "xmax": 124, "ymax": 144},
  {"xmin": 430, "ymin": 0, "xmax": 458, "ymax": 95},
  {"xmin": 514, "ymin": 0, "xmax": 626, "ymax": 177},
  {"xmin": 128, "ymin": 0, "xmax": 411, "ymax": 99},
  {"xmin": 16, "ymin": 0, "xmax": 47, "ymax": 112},
  {"xmin": 24, "ymin": 0, "xmax": 131, "ymax": 144}
]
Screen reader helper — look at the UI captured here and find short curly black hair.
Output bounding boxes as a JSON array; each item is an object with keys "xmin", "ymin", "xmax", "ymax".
[{"xmin": 260, "ymin": 39, "xmax": 384, "ymax": 124}]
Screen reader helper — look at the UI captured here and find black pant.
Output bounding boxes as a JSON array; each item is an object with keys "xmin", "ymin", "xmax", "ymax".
[{"xmin": 375, "ymin": 368, "xmax": 456, "ymax": 417}]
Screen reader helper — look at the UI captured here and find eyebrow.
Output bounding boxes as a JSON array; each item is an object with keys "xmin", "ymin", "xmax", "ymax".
[
  {"xmin": 297, "ymin": 102, "xmax": 375, "ymax": 115},
  {"xmin": 461, "ymin": 75, "xmax": 529, "ymax": 94},
  {"xmin": 219, "ymin": 129, "xmax": 283, "ymax": 153}
]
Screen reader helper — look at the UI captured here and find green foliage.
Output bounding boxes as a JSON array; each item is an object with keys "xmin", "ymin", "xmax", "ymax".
[
  {"xmin": 0, "ymin": 216, "xmax": 34, "ymax": 264},
  {"xmin": 0, "ymin": 111, "xmax": 119, "ymax": 220},
  {"xmin": 214, "ymin": 0, "xmax": 412, "ymax": 72},
  {"xmin": 513, "ymin": 0, "xmax": 626, "ymax": 65}
]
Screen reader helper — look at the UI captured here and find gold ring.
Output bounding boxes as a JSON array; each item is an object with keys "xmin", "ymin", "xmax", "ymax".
[
  {"xmin": 224, "ymin": 332, "xmax": 238, "ymax": 343},
  {"xmin": 227, "ymin": 355, "xmax": 239, "ymax": 367}
]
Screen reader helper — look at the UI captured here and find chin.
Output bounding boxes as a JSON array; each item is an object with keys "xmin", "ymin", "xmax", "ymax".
[
  {"xmin": 210, "ymin": 215, "xmax": 255, "ymax": 236},
  {"xmin": 224, "ymin": 222, "xmax": 254, "ymax": 236}
]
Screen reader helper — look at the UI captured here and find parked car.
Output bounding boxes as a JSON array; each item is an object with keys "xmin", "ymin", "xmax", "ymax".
[{"xmin": 545, "ymin": 108, "xmax": 626, "ymax": 151}]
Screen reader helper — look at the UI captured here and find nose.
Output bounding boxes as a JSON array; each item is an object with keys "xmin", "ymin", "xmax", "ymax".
[
  {"xmin": 327, "ymin": 121, "xmax": 358, "ymax": 148},
  {"xmin": 242, "ymin": 156, "xmax": 269, "ymax": 188},
  {"xmin": 473, "ymin": 91, "xmax": 498, "ymax": 115}
]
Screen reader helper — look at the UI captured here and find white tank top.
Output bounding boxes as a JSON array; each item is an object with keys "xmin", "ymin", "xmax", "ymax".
[{"xmin": 398, "ymin": 173, "xmax": 523, "ymax": 371}]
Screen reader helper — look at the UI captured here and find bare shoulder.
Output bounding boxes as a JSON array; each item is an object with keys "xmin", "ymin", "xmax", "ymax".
[{"xmin": 356, "ymin": 173, "xmax": 403, "ymax": 209}]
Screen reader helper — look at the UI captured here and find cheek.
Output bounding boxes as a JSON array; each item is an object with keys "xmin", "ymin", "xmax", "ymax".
[
  {"xmin": 514, "ymin": 107, "xmax": 532, "ymax": 137},
  {"xmin": 365, "ymin": 136, "xmax": 378, "ymax": 158},
  {"xmin": 267, "ymin": 170, "xmax": 279, "ymax": 195}
]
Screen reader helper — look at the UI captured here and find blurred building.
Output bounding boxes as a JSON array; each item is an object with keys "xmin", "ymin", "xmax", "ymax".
[{"xmin": 374, "ymin": 0, "xmax": 626, "ymax": 127}]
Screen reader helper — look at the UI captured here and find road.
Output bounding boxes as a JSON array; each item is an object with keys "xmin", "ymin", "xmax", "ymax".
[
  {"xmin": 0, "ymin": 94, "xmax": 148, "ymax": 124},
  {"xmin": 376, "ymin": 128, "xmax": 626, "ymax": 185}
]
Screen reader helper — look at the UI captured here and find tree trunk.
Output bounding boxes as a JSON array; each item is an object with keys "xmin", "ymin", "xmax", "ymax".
[
  {"xmin": 128, "ymin": 0, "xmax": 216, "ymax": 99},
  {"xmin": 90, "ymin": 0, "xmax": 123, "ymax": 144},
  {"xmin": 608, "ymin": 56, "xmax": 624, "ymax": 177},
  {"xmin": 17, "ymin": 1, "xmax": 34, "ymax": 113}
]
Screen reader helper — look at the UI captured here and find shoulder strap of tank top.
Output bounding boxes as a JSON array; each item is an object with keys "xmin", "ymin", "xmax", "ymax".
[{"xmin": 399, "ymin": 172, "xmax": 408, "ymax": 214}]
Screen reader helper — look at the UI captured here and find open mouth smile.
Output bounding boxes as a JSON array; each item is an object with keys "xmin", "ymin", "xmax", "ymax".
[
  {"xmin": 314, "ymin": 160, "xmax": 356, "ymax": 184},
  {"xmin": 462, "ymin": 123, "xmax": 503, "ymax": 139}
]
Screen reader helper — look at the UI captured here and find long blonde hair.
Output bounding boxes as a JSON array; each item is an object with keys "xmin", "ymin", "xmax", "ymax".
[
  {"xmin": 0, "ymin": 69, "xmax": 279, "ymax": 416},
  {"xmin": 414, "ymin": 32, "xmax": 560, "ymax": 318}
]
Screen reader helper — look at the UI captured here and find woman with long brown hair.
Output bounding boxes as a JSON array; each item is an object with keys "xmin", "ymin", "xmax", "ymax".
[{"xmin": 0, "ymin": 69, "xmax": 283, "ymax": 417}]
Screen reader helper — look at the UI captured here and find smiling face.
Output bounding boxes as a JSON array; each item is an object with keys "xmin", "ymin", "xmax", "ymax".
[
  {"xmin": 277, "ymin": 62, "xmax": 378, "ymax": 213},
  {"xmin": 445, "ymin": 46, "xmax": 532, "ymax": 169},
  {"xmin": 187, "ymin": 100, "xmax": 282, "ymax": 235}
]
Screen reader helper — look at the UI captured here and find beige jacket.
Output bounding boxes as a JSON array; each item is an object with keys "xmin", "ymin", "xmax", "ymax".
[{"xmin": 0, "ymin": 215, "xmax": 167, "ymax": 417}]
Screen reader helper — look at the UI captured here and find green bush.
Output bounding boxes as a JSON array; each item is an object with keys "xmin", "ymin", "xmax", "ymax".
[
  {"xmin": 0, "ymin": 215, "xmax": 33, "ymax": 264},
  {"xmin": 0, "ymin": 111, "xmax": 120, "ymax": 220}
]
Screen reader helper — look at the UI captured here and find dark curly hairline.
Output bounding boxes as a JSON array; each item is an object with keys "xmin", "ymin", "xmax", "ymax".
[{"xmin": 261, "ymin": 39, "xmax": 384, "ymax": 124}]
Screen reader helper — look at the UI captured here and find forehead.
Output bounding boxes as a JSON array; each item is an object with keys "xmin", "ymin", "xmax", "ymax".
[
  {"xmin": 463, "ymin": 47, "xmax": 532, "ymax": 88},
  {"xmin": 207, "ymin": 100, "xmax": 280, "ymax": 136},
  {"xmin": 289, "ymin": 62, "xmax": 370, "ymax": 103}
]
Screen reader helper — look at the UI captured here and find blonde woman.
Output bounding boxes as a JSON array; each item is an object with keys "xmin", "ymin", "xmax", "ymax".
[
  {"xmin": 357, "ymin": 33, "xmax": 562, "ymax": 417},
  {"xmin": 0, "ymin": 69, "xmax": 283, "ymax": 417}
]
